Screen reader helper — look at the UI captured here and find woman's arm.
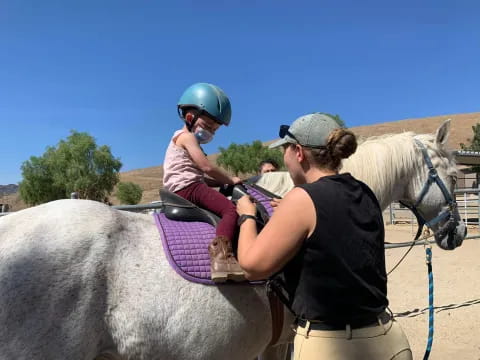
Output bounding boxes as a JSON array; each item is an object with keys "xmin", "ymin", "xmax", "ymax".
[{"xmin": 236, "ymin": 187, "xmax": 316, "ymax": 280}]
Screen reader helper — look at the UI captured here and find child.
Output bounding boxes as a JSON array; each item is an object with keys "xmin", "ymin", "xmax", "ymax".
[{"xmin": 163, "ymin": 83, "xmax": 245, "ymax": 282}]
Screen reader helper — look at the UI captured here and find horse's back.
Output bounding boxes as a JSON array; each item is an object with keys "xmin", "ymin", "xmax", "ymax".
[
  {"xmin": 0, "ymin": 200, "xmax": 276, "ymax": 360},
  {"xmin": 0, "ymin": 200, "xmax": 125, "ymax": 359},
  {"xmin": 256, "ymin": 171, "xmax": 293, "ymax": 197}
]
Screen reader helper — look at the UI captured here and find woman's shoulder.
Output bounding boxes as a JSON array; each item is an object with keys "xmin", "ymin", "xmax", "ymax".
[
  {"xmin": 282, "ymin": 186, "xmax": 313, "ymax": 206},
  {"xmin": 298, "ymin": 174, "xmax": 356, "ymax": 199}
]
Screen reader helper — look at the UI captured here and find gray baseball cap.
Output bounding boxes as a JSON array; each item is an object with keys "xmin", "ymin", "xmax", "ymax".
[{"xmin": 269, "ymin": 113, "xmax": 341, "ymax": 149}]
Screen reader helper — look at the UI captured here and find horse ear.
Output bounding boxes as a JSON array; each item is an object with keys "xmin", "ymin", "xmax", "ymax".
[{"xmin": 435, "ymin": 119, "xmax": 451, "ymax": 147}]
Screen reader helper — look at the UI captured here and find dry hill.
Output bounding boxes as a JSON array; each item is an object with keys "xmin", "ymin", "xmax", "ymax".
[
  {"xmin": 116, "ymin": 111, "xmax": 480, "ymax": 204},
  {"xmin": 4, "ymin": 112, "xmax": 480, "ymax": 209},
  {"xmin": 352, "ymin": 112, "xmax": 479, "ymax": 146}
]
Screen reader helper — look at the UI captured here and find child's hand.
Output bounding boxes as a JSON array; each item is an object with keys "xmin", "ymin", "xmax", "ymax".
[
  {"xmin": 231, "ymin": 177, "xmax": 242, "ymax": 185},
  {"xmin": 236, "ymin": 195, "xmax": 256, "ymax": 216},
  {"xmin": 270, "ymin": 198, "xmax": 282, "ymax": 211}
]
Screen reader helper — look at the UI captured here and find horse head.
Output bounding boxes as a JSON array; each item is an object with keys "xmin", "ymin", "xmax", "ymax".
[{"xmin": 402, "ymin": 120, "xmax": 466, "ymax": 250}]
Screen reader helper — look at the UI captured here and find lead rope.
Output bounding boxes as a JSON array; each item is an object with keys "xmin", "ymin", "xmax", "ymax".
[
  {"xmin": 423, "ymin": 243, "xmax": 434, "ymax": 360},
  {"xmin": 387, "ymin": 227, "xmax": 434, "ymax": 276},
  {"xmin": 387, "ymin": 228, "xmax": 436, "ymax": 360}
]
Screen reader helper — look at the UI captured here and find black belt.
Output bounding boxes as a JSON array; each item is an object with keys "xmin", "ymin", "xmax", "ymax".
[{"xmin": 296, "ymin": 311, "xmax": 391, "ymax": 331}]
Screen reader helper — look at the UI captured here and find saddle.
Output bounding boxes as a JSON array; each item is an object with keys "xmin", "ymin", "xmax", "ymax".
[{"xmin": 153, "ymin": 184, "xmax": 277, "ymax": 285}]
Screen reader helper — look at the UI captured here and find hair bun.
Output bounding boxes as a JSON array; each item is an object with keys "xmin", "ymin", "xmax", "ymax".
[{"xmin": 327, "ymin": 128, "xmax": 357, "ymax": 159}]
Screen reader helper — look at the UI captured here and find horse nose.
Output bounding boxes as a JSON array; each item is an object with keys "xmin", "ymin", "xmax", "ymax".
[{"xmin": 454, "ymin": 222, "xmax": 467, "ymax": 248}]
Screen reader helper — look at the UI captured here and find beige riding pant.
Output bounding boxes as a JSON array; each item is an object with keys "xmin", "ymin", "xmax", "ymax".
[{"xmin": 293, "ymin": 319, "xmax": 412, "ymax": 360}]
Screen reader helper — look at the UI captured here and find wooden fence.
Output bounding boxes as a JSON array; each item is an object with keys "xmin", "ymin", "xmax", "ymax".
[{"xmin": 386, "ymin": 188, "xmax": 480, "ymax": 228}]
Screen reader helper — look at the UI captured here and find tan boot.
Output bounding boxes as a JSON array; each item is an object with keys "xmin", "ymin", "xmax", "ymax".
[{"xmin": 208, "ymin": 236, "xmax": 246, "ymax": 283}]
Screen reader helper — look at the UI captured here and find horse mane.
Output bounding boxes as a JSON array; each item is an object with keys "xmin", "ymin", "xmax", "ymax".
[
  {"xmin": 342, "ymin": 132, "xmax": 417, "ymax": 200},
  {"xmin": 342, "ymin": 131, "xmax": 455, "ymax": 209},
  {"xmin": 256, "ymin": 129, "xmax": 457, "ymax": 210}
]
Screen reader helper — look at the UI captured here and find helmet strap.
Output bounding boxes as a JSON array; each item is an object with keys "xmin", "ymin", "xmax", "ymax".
[
  {"xmin": 180, "ymin": 107, "xmax": 201, "ymax": 132},
  {"xmin": 187, "ymin": 111, "xmax": 200, "ymax": 132}
]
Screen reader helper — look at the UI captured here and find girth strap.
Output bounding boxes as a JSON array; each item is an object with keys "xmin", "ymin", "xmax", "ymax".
[{"xmin": 267, "ymin": 288, "xmax": 284, "ymax": 346}]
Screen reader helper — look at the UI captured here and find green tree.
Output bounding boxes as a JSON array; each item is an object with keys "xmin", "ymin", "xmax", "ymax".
[
  {"xmin": 116, "ymin": 182, "xmax": 143, "ymax": 205},
  {"xmin": 19, "ymin": 148, "xmax": 65, "ymax": 205},
  {"xmin": 319, "ymin": 113, "xmax": 345, "ymax": 127},
  {"xmin": 460, "ymin": 123, "xmax": 480, "ymax": 180},
  {"xmin": 217, "ymin": 140, "xmax": 284, "ymax": 176},
  {"xmin": 19, "ymin": 131, "xmax": 122, "ymax": 205},
  {"xmin": 460, "ymin": 123, "xmax": 480, "ymax": 151}
]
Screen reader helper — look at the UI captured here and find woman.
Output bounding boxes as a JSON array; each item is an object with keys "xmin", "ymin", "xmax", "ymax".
[{"xmin": 236, "ymin": 113, "xmax": 412, "ymax": 359}]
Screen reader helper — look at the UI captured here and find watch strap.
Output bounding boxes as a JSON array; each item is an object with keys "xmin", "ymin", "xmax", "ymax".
[{"xmin": 238, "ymin": 214, "xmax": 257, "ymax": 226}]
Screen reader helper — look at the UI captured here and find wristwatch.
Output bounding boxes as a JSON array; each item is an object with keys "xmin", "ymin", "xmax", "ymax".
[{"xmin": 237, "ymin": 214, "xmax": 256, "ymax": 226}]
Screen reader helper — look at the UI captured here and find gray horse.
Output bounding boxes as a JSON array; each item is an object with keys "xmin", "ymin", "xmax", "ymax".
[{"xmin": 0, "ymin": 121, "xmax": 465, "ymax": 359}]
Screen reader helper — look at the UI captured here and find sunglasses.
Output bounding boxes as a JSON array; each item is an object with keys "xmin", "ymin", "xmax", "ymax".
[
  {"xmin": 279, "ymin": 125, "xmax": 299, "ymax": 143},
  {"xmin": 278, "ymin": 124, "xmax": 326, "ymax": 149}
]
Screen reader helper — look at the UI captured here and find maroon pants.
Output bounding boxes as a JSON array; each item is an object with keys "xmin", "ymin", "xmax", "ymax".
[{"xmin": 175, "ymin": 182, "xmax": 238, "ymax": 241}]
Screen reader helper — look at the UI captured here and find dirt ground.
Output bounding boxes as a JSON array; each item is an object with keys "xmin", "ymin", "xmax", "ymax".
[{"xmin": 384, "ymin": 224, "xmax": 480, "ymax": 360}]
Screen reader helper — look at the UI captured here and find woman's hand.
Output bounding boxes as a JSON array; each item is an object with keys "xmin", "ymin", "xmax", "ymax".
[{"xmin": 236, "ymin": 195, "xmax": 256, "ymax": 216}]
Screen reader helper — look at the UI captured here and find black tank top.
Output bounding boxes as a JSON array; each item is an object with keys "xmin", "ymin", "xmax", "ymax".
[{"xmin": 283, "ymin": 173, "xmax": 388, "ymax": 324}]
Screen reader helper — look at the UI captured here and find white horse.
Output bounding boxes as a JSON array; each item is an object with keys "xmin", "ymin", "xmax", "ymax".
[{"xmin": 0, "ymin": 121, "xmax": 465, "ymax": 360}]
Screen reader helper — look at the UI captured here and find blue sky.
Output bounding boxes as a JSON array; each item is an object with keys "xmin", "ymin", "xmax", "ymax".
[{"xmin": 1, "ymin": 1, "xmax": 479, "ymax": 185}]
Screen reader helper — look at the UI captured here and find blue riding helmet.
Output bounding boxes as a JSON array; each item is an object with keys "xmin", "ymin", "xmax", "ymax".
[{"xmin": 177, "ymin": 83, "xmax": 232, "ymax": 126}]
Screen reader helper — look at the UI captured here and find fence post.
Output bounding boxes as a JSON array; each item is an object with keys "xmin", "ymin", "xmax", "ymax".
[
  {"xmin": 477, "ymin": 188, "xmax": 480, "ymax": 230},
  {"xmin": 389, "ymin": 203, "xmax": 394, "ymax": 225}
]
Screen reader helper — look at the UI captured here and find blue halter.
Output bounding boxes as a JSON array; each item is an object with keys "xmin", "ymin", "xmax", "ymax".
[{"xmin": 400, "ymin": 139, "xmax": 457, "ymax": 237}]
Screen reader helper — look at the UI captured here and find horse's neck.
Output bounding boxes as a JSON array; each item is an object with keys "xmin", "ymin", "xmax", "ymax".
[{"xmin": 341, "ymin": 135, "xmax": 418, "ymax": 210}]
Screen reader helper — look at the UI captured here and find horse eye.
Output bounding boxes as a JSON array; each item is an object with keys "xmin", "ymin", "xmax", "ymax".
[{"xmin": 450, "ymin": 176, "xmax": 457, "ymax": 190}]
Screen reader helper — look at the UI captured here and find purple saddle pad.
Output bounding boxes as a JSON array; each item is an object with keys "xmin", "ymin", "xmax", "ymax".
[
  {"xmin": 154, "ymin": 184, "xmax": 275, "ymax": 285},
  {"xmin": 154, "ymin": 212, "xmax": 216, "ymax": 285},
  {"xmin": 244, "ymin": 184, "xmax": 274, "ymax": 218}
]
